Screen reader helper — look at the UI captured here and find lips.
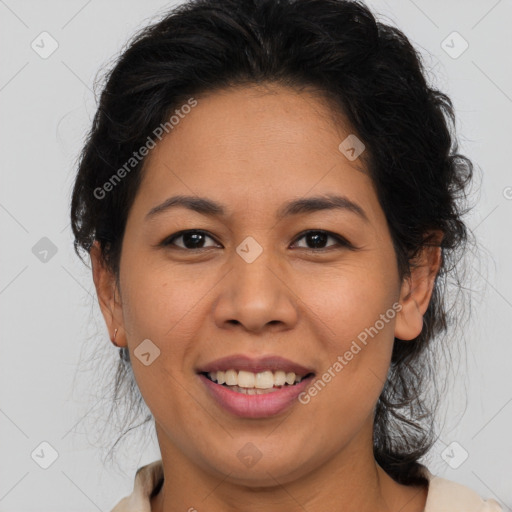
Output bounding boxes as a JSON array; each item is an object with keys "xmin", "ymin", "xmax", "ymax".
[
  {"xmin": 198, "ymin": 372, "xmax": 316, "ymax": 418},
  {"xmin": 196, "ymin": 354, "xmax": 315, "ymax": 377}
]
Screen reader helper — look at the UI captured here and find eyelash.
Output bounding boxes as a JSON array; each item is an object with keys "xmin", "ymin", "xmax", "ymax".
[{"xmin": 160, "ymin": 229, "xmax": 354, "ymax": 252}]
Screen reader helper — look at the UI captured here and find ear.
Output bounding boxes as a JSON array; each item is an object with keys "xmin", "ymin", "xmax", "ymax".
[
  {"xmin": 394, "ymin": 231, "xmax": 443, "ymax": 341},
  {"xmin": 90, "ymin": 240, "xmax": 127, "ymax": 348}
]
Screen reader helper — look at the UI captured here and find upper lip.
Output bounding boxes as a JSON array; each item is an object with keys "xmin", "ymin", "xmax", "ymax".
[{"xmin": 196, "ymin": 354, "xmax": 315, "ymax": 377}]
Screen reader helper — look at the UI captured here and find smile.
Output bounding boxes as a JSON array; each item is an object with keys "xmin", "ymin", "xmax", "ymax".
[{"xmin": 198, "ymin": 371, "xmax": 315, "ymax": 418}]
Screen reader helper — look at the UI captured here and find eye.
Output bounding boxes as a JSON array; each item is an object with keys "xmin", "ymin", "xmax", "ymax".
[
  {"xmin": 291, "ymin": 230, "xmax": 352, "ymax": 251},
  {"xmin": 161, "ymin": 230, "xmax": 220, "ymax": 250},
  {"xmin": 160, "ymin": 229, "xmax": 353, "ymax": 252}
]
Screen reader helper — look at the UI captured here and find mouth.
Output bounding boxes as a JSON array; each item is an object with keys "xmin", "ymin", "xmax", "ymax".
[
  {"xmin": 196, "ymin": 354, "xmax": 316, "ymax": 417},
  {"xmin": 199, "ymin": 369, "xmax": 315, "ymax": 395},
  {"xmin": 197, "ymin": 362, "xmax": 316, "ymax": 418}
]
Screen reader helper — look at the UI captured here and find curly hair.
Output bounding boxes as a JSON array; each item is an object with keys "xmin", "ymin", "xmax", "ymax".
[{"xmin": 70, "ymin": 0, "xmax": 477, "ymax": 486}]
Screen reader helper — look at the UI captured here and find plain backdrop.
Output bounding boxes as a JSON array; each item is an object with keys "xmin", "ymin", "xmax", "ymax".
[{"xmin": 0, "ymin": 0, "xmax": 511, "ymax": 510}]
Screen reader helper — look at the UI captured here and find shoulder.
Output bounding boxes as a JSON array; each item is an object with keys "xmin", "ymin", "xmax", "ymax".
[
  {"xmin": 110, "ymin": 460, "xmax": 164, "ymax": 512},
  {"xmin": 421, "ymin": 466, "xmax": 503, "ymax": 512}
]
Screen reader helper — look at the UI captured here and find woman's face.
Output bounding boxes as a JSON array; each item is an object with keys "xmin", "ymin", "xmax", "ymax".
[{"xmin": 93, "ymin": 83, "xmax": 434, "ymax": 486}]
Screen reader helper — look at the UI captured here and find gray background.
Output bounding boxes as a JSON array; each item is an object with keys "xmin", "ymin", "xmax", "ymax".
[{"xmin": 0, "ymin": 0, "xmax": 511, "ymax": 510}]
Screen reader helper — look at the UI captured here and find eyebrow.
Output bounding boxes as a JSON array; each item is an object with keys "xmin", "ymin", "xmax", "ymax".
[{"xmin": 145, "ymin": 193, "xmax": 369, "ymax": 223}]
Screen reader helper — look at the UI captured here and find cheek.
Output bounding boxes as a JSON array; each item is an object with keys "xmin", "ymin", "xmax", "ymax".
[
  {"xmin": 297, "ymin": 263, "xmax": 398, "ymax": 401},
  {"xmin": 119, "ymin": 261, "xmax": 221, "ymax": 396},
  {"xmin": 121, "ymin": 258, "xmax": 202, "ymax": 339},
  {"xmin": 298, "ymin": 258, "xmax": 399, "ymax": 341},
  {"xmin": 119, "ymin": 269, "xmax": 206, "ymax": 423}
]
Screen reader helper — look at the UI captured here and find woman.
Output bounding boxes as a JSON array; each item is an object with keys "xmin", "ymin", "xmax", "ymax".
[{"xmin": 70, "ymin": 0, "xmax": 503, "ymax": 510}]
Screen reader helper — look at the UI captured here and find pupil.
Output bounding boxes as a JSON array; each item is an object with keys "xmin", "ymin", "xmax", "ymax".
[
  {"xmin": 183, "ymin": 232, "xmax": 204, "ymax": 249},
  {"xmin": 307, "ymin": 232, "xmax": 327, "ymax": 248}
]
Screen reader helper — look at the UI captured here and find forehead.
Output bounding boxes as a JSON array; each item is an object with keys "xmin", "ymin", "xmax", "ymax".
[
  {"xmin": 131, "ymin": 83, "xmax": 382, "ymax": 226},
  {"xmin": 158, "ymin": 83, "xmax": 359, "ymax": 162}
]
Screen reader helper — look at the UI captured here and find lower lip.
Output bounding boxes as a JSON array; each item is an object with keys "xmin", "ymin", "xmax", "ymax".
[{"xmin": 198, "ymin": 373, "xmax": 314, "ymax": 419}]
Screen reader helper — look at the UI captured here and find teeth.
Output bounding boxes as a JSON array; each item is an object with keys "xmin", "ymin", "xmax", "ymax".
[
  {"xmin": 255, "ymin": 370, "xmax": 274, "ymax": 389},
  {"xmin": 206, "ymin": 369, "xmax": 306, "ymax": 389},
  {"xmin": 226, "ymin": 385, "xmax": 281, "ymax": 395},
  {"xmin": 238, "ymin": 370, "xmax": 255, "ymax": 388}
]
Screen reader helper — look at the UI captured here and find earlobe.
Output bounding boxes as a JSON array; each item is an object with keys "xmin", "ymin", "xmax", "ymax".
[
  {"xmin": 394, "ymin": 279, "xmax": 424, "ymax": 341},
  {"xmin": 90, "ymin": 240, "xmax": 127, "ymax": 347},
  {"xmin": 394, "ymin": 235, "xmax": 442, "ymax": 341}
]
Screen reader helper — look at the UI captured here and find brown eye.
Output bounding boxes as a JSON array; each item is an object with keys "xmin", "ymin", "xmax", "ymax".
[
  {"xmin": 292, "ymin": 230, "xmax": 352, "ymax": 250},
  {"xmin": 160, "ymin": 229, "xmax": 353, "ymax": 252},
  {"xmin": 162, "ymin": 230, "xmax": 220, "ymax": 250}
]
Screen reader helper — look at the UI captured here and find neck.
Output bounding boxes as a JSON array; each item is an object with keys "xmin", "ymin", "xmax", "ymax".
[{"xmin": 150, "ymin": 421, "xmax": 427, "ymax": 512}]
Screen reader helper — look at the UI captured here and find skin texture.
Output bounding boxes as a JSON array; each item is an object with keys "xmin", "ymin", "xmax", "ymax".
[{"xmin": 91, "ymin": 83, "xmax": 441, "ymax": 512}]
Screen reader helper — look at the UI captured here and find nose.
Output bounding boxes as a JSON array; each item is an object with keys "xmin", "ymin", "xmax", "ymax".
[{"xmin": 213, "ymin": 244, "xmax": 299, "ymax": 334}]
